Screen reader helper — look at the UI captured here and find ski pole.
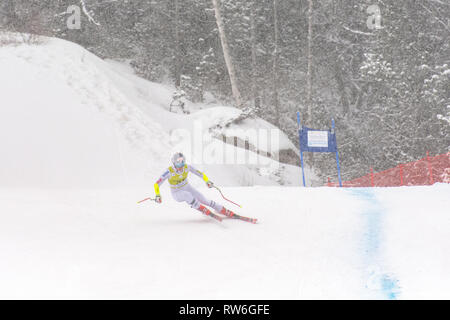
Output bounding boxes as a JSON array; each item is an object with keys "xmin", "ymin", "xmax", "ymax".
[
  {"xmin": 137, "ymin": 197, "xmax": 156, "ymax": 204},
  {"xmin": 213, "ymin": 186, "xmax": 242, "ymax": 208}
]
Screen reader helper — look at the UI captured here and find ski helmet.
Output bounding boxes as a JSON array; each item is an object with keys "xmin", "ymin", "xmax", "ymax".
[{"xmin": 171, "ymin": 152, "xmax": 186, "ymax": 169}]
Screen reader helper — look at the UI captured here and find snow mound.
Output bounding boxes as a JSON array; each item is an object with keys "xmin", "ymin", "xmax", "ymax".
[{"xmin": 0, "ymin": 35, "xmax": 314, "ymax": 188}]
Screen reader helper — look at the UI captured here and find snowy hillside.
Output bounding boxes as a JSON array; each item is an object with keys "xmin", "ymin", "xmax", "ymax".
[{"xmin": 0, "ymin": 35, "xmax": 315, "ymax": 189}]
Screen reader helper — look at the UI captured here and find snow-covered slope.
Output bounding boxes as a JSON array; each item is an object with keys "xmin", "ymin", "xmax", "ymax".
[
  {"xmin": 0, "ymin": 36, "xmax": 168, "ymax": 188},
  {"xmin": 1, "ymin": 35, "xmax": 449, "ymax": 300},
  {"xmin": 1, "ymin": 184, "xmax": 449, "ymax": 299},
  {"xmin": 0, "ymin": 35, "xmax": 314, "ymax": 189}
]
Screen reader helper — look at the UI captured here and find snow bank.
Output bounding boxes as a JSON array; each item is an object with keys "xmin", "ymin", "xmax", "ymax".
[
  {"xmin": 0, "ymin": 35, "xmax": 313, "ymax": 188},
  {"xmin": 0, "ymin": 37, "xmax": 169, "ymax": 188}
]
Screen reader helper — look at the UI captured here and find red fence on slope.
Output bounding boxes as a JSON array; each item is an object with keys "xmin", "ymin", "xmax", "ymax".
[{"xmin": 327, "ymin": 152, "xmax": 450, "ymax": 187}]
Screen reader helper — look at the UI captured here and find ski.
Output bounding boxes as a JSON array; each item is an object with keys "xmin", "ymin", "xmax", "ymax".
[
  {"xmin": 198, "ymin": 205, "xmax": 223, "ymax": 222},
  {"xmin": 218, "ymin": 210, "xmax": 257, "ymax": 224},
  {"xmin": 231, "ymin": 214, "xmax": 257, "ymax": 224},
  {"xmin": 209, "ymin": 212, "xmax": 223, "ymax": 222}
]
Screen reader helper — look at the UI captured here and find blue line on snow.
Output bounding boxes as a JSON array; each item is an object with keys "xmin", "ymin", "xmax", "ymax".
[{"xmin": 350, "ymin": 188, "xmax": 400, "ymax": 299}]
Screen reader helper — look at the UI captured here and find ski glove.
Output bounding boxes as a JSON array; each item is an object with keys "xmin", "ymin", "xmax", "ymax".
[
  {"xmin": 155, "ymin": 195, "xmax": 162, "ymax": 203},
  {"xmin": 206, "ymin": 181, "xmax": 214, "ymax": 188}
]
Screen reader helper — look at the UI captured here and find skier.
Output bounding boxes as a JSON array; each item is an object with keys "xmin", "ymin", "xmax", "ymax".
[{"xmin": 153, "ymin": 152, "xmax": 237, "ymax": 221}]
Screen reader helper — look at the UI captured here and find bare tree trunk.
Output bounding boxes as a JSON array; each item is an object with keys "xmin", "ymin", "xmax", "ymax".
[
  {"xmin": 3, "ymin": 1, "xmax": 18, "ymax": 30},
  {"xmin": 250, "ymin": 3, "xmax": 260, "ymax": 112},
  {"xmin": 334, "ymin": 62, "xmax": 349, "ymax": 115},
  {"xmin": 306, "ymin": 0, "xmax": 314, "ymax": 168},
  {"xmin": 174, "ymin": 0, "xmax": 181, "ymax": 88},
  {"xmin": 306, "ymin": 0, "xmax": 313, "ymax": 123},
  {"xmin": 211, "ymin": 0, "xmax": 243, "ymax": 108},
  {"xmin": 273, "ymin": 0, "xmax": 280, "ymax": 127}
]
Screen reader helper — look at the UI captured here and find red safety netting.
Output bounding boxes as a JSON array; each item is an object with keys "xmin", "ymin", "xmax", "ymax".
[
  {"xmin": 374, "ymin": 166, "xmax": 402, "ymax": 187},
  {"xmin": 402, "ymin": 158, "xmax": 430, "ymax": 186},
  {"xmin": 430, "ymin": 153, "xmax": 450, "ymax": 184},
  {"xmin": 341, "ymin": 174, "xmax": 371, "ymax": 188},
  {"xmin": 327, "ymin": 152, "xmax": 450, "ymax": 188}
]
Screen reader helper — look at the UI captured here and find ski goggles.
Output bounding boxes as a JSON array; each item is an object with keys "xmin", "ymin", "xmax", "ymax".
[{"xmin": 174, "ymin": 157, "xmax": 185, "ymax": 168}]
